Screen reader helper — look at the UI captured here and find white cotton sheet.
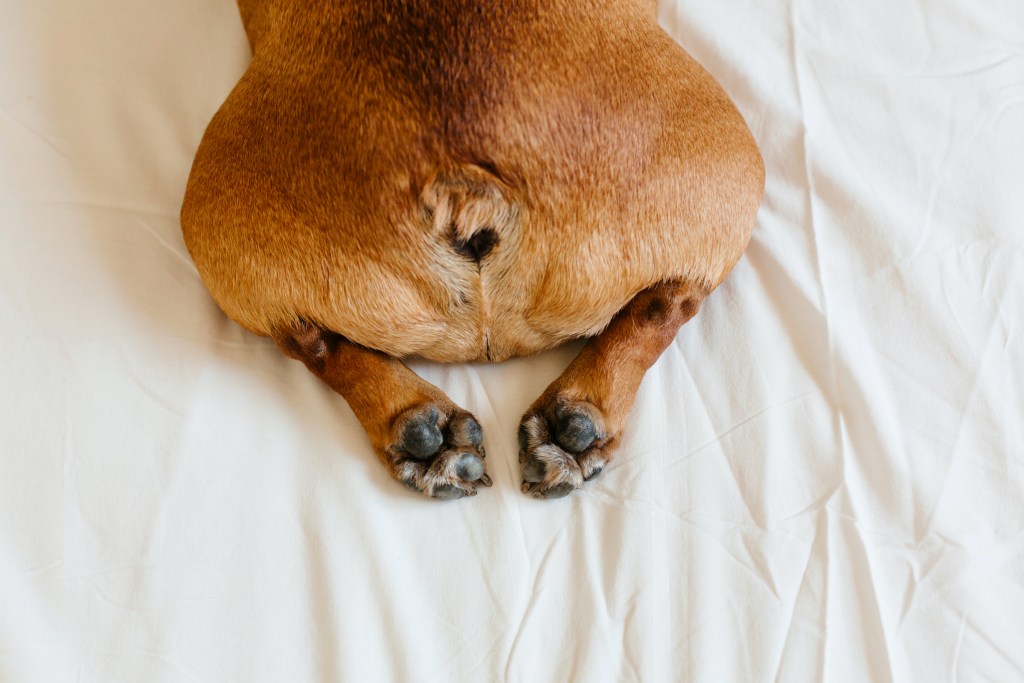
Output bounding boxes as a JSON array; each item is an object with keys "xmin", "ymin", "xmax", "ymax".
[{"xmin": 2, "ymin": 0, "xmax": 1022, "ymax": 680}]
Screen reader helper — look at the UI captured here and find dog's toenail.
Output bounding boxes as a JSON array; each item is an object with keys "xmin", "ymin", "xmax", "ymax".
[
  {"xmin": 583, "ymin": 464, "xmax": 604, "ymax": 481},
  {"xmin": 555, "ymin": 413, "xmax": 597, "ymax": 453},
  {"xmin": 403, "ymin": 421, "xmax": 443, "ymax": 459},
  {"xmin": 431, "ymin": 484, "xmax": 465, "ymax": 500},
  {"xmin": 455, "ymin": 453, "xmax": 485, "ymax": 481}
]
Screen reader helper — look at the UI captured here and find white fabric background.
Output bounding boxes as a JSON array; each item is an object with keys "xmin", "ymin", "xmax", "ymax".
[{"xmin": 2, "ymin": 0, "xmax": 1022, "ymax": 681}]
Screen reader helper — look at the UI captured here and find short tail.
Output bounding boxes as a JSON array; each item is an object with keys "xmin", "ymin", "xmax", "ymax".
[{"xmin": 420, "ymin": 165, "xmax": 518, "ymax": 265}]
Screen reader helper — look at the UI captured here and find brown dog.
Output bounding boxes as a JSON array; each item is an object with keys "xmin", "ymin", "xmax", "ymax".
[{"xmin": 181, "ymin": 0, "xmax": 764, "ymax": 499}]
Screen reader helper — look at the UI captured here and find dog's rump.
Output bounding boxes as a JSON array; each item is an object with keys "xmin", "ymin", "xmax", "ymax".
[
  {"xmin": 180, "ymin": 0, "xmax": 764, "ymax": 363},
  {"xmin": 181, "ymin": 156, "xmax": 625, "ymax": 363}
]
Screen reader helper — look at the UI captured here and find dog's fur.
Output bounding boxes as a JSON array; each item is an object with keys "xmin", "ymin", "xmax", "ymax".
[{"xmin": 181, "ymin": 0, "xmax": 764, "ymax": 498}]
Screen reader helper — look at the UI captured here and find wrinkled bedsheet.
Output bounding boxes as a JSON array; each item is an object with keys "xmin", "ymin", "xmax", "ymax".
[{"xmin": 2, "ymin": 0, "xmax": 1022, "ymax": 680}]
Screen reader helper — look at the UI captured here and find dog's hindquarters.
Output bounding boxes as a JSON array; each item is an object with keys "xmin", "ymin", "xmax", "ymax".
[{"xmin": 184, "ymin": 0, "xmax": 763, "ymax": 363}]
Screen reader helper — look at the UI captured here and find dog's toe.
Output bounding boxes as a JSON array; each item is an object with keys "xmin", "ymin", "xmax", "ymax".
[
  {"xmin": 578, "ymin": 449, "xmax": 608, "ymax": 481},
  {"xmin": 554, "ymin": 407, "xmax": 598, "ymax": 453},
  {"xmin": 533, "ymin": 482, "xmax": 576, "ymax": 499},
  {"xmin": 448, "ymin": 413, "xmax": 484, "ymax": 448},
  {"xmin": 430, "ymin": 484, "xmax": 467, "ymax": 500},
  {"xmin": 454, "ymin": 452, "xmax": 485, "ymax": 481},
  {"xmin": 521, "ymin": 455, "xmax": 547, "ymax": 484},
  {"xmin": 397, "ymin": 408, "xmax": 443, "ymax": 460}
]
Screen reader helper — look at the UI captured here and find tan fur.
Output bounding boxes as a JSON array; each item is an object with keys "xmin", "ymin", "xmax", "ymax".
[
  {"xmin": 277, "ymin": 323, "xmax": 491, "ymax": 497},
  {"xmin": 181, "ymin": 0, "xmax": 765, "ymax": 497},
  {"xmin": 536, "ymin": 281, "xmax": 707, "ymax": 429}
]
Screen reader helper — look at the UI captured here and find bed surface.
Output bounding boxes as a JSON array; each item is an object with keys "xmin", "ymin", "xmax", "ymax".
[{"xmin": 2, "ymin": 0, "xmax": 1022, "ymax": 680}]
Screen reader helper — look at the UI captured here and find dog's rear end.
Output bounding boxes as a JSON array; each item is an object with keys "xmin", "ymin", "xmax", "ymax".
[{"xmin": 181, "ymin": 0, "xmax": 764, "ymax": 498}]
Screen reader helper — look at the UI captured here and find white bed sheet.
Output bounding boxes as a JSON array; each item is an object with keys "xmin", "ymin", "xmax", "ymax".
[{"xmin": 2, "ymin": 0, "xmax": 1022, "ymax": 680}]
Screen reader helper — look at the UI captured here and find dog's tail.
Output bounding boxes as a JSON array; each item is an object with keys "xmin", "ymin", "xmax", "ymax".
[{"xmin": 420, "ymin": 164, "xmax": 519, "ymax": 266}]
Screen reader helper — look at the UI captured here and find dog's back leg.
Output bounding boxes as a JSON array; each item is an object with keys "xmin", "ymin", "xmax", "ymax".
[
  {"xmin": 518, "ymin": 280, "xmax": 707, "ymax": 498},
  {"xmin": 276, "ymin": 322, "xmax": 492, "ymax": 500}
]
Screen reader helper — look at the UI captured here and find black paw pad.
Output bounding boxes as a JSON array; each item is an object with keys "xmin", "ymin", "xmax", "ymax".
[
  {"xmin": 401, "ymin": 413, "xmax": 443, "ymax": 460},
  {"xmin": 555, "ymin": 411, "xmax": 598, "ymax": 454},
  {"xmin": 455, "ymin": 453, "xmax": 485, "ymax": 481},
  {"xmin": 431, "ymin": 484, "xmax": 467, "ymax": 501},
  {"xmin": 450, "ymin": 415, "xmax": 484, "ymax": 448},
  {"xmin": 537, "ymin": 482, "xmax": 575, "ymax": 499},
  {"xmin": 522, "ymin": 456, "xmax": 546, "ymax": 484}
]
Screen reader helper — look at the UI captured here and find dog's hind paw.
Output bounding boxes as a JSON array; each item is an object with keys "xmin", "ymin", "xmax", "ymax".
[
  {"xmin": 388, "ymin": 405, "xmax": 491, "ymax": 500},
  {"xmin": 518, "ymin": 398, "xmax": 612, "ymax": 499}
]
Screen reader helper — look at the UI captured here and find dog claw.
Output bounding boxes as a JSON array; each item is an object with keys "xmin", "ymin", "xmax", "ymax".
[{"xmin": 478, "ymin": 473, "xmax": 493, "ymax": 487}]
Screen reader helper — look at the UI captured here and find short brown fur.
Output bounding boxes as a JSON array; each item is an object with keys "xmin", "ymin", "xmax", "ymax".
[{"xmin": 181, "ymin": 0, "xmax": 764, "ymax": 498}]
